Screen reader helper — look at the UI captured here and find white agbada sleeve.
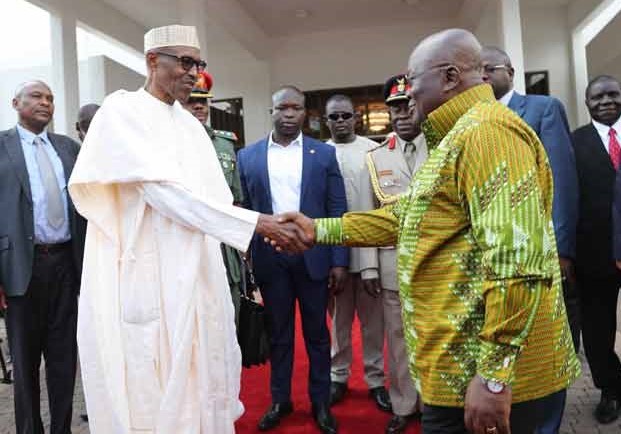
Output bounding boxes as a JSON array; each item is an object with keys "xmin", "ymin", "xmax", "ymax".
[
  {"xmin": 141, "ymin": 182, "xmax": 257, "ymax": 251},
  {"xmin": 69, "ymin": 89, "xmax": 251, "ymax": 434}
]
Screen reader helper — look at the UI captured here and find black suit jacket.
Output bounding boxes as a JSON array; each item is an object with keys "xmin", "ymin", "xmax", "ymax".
[
  {"xmin": 573, "ymin": 123, "xmax": 619, "ymax": 278},
  {"xmin": 0, "ymin": 127, "xmax": 86, "ymax": 297}
]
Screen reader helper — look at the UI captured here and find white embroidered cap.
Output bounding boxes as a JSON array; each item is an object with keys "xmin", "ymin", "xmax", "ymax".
[{"xmin": 144, "ymin": 25, "xmax": 200, "ymax": 53}]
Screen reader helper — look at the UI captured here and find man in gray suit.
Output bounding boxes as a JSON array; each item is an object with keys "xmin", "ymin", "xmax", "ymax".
[
  {"xmin": 0, "ymin": 80, "xmax": 86, "ymax": 434},
  {"xmin": 366, "ymin": 75, "xmax": 428, "ymax": 434}
]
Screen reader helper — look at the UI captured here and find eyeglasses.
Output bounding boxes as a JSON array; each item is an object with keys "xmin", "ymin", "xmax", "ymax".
[
  {"xmin": 406, "ymin": 63, "xmax": 452, "ymax": 83},
  {"xmin": 483, "ymin": 64, "xmax": 509, "ymax": 74},
  {"xmin": 155, "ymin": 51, "xmax": 206, "ymax": 71},
  {"xmin": 327, "ymin": 112, "xmax": 354, "ymax": 121}
]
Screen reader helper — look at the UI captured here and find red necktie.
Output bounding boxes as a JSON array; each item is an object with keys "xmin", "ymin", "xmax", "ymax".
[{"xmin": 609, "ymin": 128, "xmax": 621, "ymax": 171}]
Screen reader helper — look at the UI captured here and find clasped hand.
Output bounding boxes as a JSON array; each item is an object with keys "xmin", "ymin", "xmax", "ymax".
[{"xmin": 256, "ymin": 212, "xmax": 316, "ymax": 254}]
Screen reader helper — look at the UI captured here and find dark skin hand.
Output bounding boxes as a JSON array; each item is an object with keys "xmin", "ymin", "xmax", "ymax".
[
  {"xmin": 559, "ymin": 257, "xmax": 575, "ymax": 283},
  {"xmin": 464, "ymin": 375, "xmax": 512, "ymax": 434},
  {"xmin": 362, "ymin": 278, "xmax": 382, "ymax": 297},
  {"xmin": 277, "ymin": 212, "xmax": 316, "ymax": 245},
  {"xmin": 255, "ymin": 214, "xmax": 312, "ymax": 254},
  {"xmin": 0, "ymin": 285, "xmax": 6, "ymax": 310},
  {"xmin": 328, "ymin": 267, "xmax": 348, "ymax": 295}
]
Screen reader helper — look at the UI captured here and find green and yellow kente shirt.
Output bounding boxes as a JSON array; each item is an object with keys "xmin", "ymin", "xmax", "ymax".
[{"xmin": 316, "ymin": 84, "xmax": 580, "ymax": 407}]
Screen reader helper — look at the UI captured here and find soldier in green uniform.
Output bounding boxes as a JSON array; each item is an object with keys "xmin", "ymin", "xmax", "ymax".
[{"xmin": 182, "ymin": 70, "xmax": 244, "ymax": 327}]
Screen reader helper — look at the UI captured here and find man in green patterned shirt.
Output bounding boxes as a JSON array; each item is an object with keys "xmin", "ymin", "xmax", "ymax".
[{"xmin": 274, "ymin": 29, "xmax": 580, "ymax": 434}]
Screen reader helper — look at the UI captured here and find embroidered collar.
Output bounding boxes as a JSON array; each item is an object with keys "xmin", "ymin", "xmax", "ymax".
[{"xmin": 422, "ymin": 84, "xmax": 495, "ymax": 149}]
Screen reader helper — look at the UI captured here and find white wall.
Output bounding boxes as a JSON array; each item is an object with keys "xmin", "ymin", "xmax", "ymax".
[
  {"xmin": 104, "ymin": 56, "xmax": 145, "ymax": 96},
  {"xmin": 520, "ymin": 2, "xmax": 576, "ymax": 126},
  {"xmin": 78, "ymin": 55, "xmax": 145, "ymax": 106},
  {"xmin": 0, "ymin": 55, "xmax": 143, "ymax": 134},
  {"xmin": 268, "ymin": 19, "xmax": 453, "ymax": 93},
  {"xmin": 586, "ymin": 10, "xmax": 621, "ymax": 80},
  {"xmin": 0, "ymin": 66, "xmax": 52, "ymax": 131},
  {"xmin": 474, "ymin": 1, "xmax": 502, "ymax": 47},
  {"xmin": 32, "ymin": 0, "xmax": 144, "ymax": 53},
  {"xmin": 205, "ymin": 20, "xmax": 272, "ymax": 143},
  {"xmin": 78, "ymin": 56, "xmax": 106, "ymax": 106}
]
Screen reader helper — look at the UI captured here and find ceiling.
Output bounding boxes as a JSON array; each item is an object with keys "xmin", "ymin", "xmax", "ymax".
[
  {"xmin": 98, "ymin": 0, "xmax": 178, "ymax": 28},
  {"xmin": 98, "ymin": 0, "xmax": 468, "ymax": 36},
  {"xmin": 235, "ymin": 0, "xmax": 465, "ymax": 37},
  {"xmin": 98, "ymin": 0, "xmax": 577, "ymax": 38}
]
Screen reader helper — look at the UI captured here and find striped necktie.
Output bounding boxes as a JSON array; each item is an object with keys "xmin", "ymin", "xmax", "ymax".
[{"xmin": 34, "ymin": 136, "xmax": 65, "ymax": 229}]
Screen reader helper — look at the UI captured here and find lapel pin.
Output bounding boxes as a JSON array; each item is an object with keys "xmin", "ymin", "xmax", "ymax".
[{"xmin": 310, "ymin": 149, "xmax": 315, "ymax": 154}]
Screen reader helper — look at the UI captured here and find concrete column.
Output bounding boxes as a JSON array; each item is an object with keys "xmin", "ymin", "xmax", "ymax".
[
  {"xmin": 572, "ymin": 32, "xmax": 589, "ymax": 126},
  {"xmin": 50, "ymin": 9, "xmax": 80, "ymax": 137},
  {"xmin": 177, "ymin": 0, "xmax": 208, "ymax": 61},
  {"xmin": 571, "ymin": 0, "xmax": 621, "ymax": 125},
  {"xmin": 497, "ymin": 0, "xmax": 525, "ymax": 94}
]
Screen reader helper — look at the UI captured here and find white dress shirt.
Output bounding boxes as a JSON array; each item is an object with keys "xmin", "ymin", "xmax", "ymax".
[
  {"xmin": 498, "ymin": 89, "xmax": 515, "ymax": 106},
  {"xmin": 592, "ymin": 117, "xmax": 621, "ymax": 154},
  {"xmin": 267, "ymin": 131, "xmax": 303, "ymax": 214}
]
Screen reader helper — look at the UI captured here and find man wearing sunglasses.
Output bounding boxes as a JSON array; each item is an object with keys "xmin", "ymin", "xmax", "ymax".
[
  {"xmin": 323, "ymin": 95, "xmax": 390, "ymax": 414},
  {"xmin": 364, "ymin": 74, "xmax": 428, "ymax": 434},
  {"xmin": 481, "ymin": 46, "xmax": 580, "ymax": 434}
]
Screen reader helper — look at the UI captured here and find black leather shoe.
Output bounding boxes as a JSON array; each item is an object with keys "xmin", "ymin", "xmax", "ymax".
[
  {"xmin": 329, "ymin": 381, "xmax": 348, "ymax": 406},
  {"xmin": 257, "ymin": 402, "xmax": 293, "ymax": 431},
  {"xmin": 369, "ymin": 386, "xmax": 392, "ymax": 412},
  {"xmin": 385, "ymin": 414, "xmax": 419, "ymax": 434},
  {"xmin": 595, "ymin": 391, "xmax": 620, "ymax": 424},
  {"xmin": 312, "ymin": 402, "xmax": 338, "ymax": 434}
]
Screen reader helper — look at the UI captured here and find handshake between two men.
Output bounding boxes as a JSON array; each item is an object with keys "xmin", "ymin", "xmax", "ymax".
[{"xmin": 256, "ymin": 212, "xmax": 315, "ymax": 254}]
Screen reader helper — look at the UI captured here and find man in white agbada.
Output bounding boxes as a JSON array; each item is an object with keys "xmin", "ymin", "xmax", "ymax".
[{"xmin": 69, "ymin": 25, "xmax": 309, "ymax": 434}]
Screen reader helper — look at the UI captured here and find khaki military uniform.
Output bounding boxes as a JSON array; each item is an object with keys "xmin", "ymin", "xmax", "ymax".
[
  {"xmin": 366, "ymin": 131, "xmax": 427, "ymax": 416},
  {"xmin": 205, "ymin": 125, "xmax": 244, "ymax": 326}
]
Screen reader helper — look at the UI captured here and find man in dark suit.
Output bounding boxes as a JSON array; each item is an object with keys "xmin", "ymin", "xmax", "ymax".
[
  {"xmin": 238, "ymin": 86, "xmax": 348, "ymax": 434},
  {"xmin": 0, "ymin": 80, "xmax": 86, "ymax": 434},
  {"xmin": 573, "ymin": 74, "xmax": 621, "ymax": 424},
  {"xmin": 481, "ymin": 47, "xmax": 580, "ymax": 433}
]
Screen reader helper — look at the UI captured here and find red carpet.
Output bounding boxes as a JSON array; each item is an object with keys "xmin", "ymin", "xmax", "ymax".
[{"xmin": 235, "ymin": 303, "xmax": 421, "ymax": 434}]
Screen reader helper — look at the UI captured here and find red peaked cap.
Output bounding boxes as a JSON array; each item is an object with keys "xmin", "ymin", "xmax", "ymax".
[
  {"xmin": 383, "ymin": 74, "xmax": 411, "ymax": 104},
  {"xmin": 190, "ymin": 70, "xmax": 213, "ymax": 99}
]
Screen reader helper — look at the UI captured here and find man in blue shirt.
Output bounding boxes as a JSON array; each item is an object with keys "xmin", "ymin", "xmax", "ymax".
[{"xmin": 0, "ymin": 80, "xmax": 86, "ymax": 434}]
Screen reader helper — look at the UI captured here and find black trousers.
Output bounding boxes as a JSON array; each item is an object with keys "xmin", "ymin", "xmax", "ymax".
[
  {"xmin": 260, "ymin": 254, "xmax": 331, "ymax": 405},
  {"xmin": 578, "ymin": 274, "xmax": 621, "ymax": 392},
  {"xmin": 6, "ymin": 243, "xmax": 78, "ymax": 434},
  {"xmin": 422, "ymin": 394, "xmax": 548, "ymax": 434}
]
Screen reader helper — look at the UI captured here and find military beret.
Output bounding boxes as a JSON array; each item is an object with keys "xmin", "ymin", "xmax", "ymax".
[
  {"xmin": 383, "ymin": 74, "xmax": 411, "ymax": 104},
  {"xmin": 190, "ymin": 70, "xmax": 214, "ymax": 99}
]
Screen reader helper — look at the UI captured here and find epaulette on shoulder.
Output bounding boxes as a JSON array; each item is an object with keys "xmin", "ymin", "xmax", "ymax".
[
  {"xmin": 214, "ymin": 129, "xmax": 238, "ymax": 141},
  {"xmin": 368, "ymin": 141, "xmax": 389, "ymax": 153}
]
